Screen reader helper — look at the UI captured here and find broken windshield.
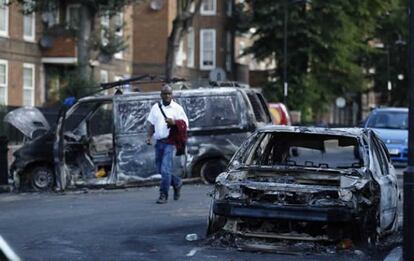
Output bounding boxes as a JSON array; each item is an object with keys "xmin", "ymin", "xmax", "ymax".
[{"xmin": 245, "ymin": 132, "xmax": 362, "ymax": 169}]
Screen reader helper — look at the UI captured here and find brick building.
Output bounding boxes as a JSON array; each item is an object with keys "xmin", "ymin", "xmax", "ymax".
[
  {"xmin": 0, "ymin": 0, "xmax": 257, "ymax": 106},
  {"xmin": 0, "ymin": 0, "xmax": 135, "ymax": 106}
]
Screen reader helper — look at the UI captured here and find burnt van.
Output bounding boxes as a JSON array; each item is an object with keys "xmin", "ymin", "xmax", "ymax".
[{"xmin": 5, "ymin": 85, "xmax": 271, "ymax": 191}]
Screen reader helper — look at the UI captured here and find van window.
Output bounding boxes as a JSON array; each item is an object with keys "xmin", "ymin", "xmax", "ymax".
[
  {"xmin": 180, "ymin": 95, "xmax": 241, "ymax": 128},
  {"xmin": 246, "ymin": 92, "xmax": 267, "ymax": 123},
  {"xmin": 116, "ymin": 99, "xmax": 156, "ymax": 134}
]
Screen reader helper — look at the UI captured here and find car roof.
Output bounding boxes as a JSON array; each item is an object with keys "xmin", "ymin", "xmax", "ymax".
[
  {"xmin": 372, "ymin": 107, "xmax": 408, "ymax": 113},
  {"xmin": 258, "ymin": 125, "xmax": 365, "ymax": 138},
  {"xmin": 77, "ymin": 87, "xmax": 254, "ymax": 102}
]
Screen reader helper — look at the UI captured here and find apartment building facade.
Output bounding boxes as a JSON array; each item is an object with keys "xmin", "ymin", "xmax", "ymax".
[
  {"xmin": 133, "ymin": 0, "xmax": 245, "ymax": 89},
  {"xmin": 0, "ymin": 0, "xmax": 134, "ymax": 107},
  {"xmin": 0, "ymin": 0, "xmax": 250, "ymax": 106}
]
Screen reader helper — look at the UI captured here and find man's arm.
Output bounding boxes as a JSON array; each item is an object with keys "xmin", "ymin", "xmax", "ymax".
[{"xmin": 146, "ymin": 123, "xmax": 155, "ymax": 145}]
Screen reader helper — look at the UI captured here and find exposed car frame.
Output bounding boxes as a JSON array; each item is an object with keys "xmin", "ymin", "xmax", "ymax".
[{"xmin": 207, "ymin": 126, "xmax": 399, "ymax": 248}]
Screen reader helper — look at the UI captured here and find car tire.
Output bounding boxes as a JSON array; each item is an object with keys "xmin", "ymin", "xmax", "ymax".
[
  {"xmin": 200, "ymin": 159, "xmax": 227, "ymax": 184},
  {"xmin": 30, "ymin": 166, "xmax": 55, "ymax": 191},
  {"xmin": 206, "ymin": 197, "xmax": 226, "ymax": 236}
]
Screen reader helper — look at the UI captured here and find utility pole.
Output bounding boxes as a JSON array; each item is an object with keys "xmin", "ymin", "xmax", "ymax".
[{"xmin": 403, "ymin": 0, "xmax": 414, "ymax": 259}]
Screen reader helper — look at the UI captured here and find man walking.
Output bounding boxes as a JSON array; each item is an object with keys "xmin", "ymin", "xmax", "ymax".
[{"xmin": 146, "ymin": 84, "xmax": 189, "ymax": 204}]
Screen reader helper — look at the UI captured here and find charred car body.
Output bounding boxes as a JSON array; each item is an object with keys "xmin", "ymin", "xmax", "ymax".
[
  {"xmin": 207, "ymin": 126, "xmax": 399, "ymax": 246},
  {"xmin": 5, "ymin": 85, "xmax": 271, "ymax": 191}
]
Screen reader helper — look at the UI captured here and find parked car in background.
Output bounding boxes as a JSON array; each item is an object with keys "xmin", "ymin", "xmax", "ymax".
[
  {"xmin": 207, "ymin": 126, "xmax": 399, "ymax": 248},
  {"xmin": 268, "ymin": 103, "xmax": 291, "ymax": 125},
  {"xmin": 4, "ymin": 84, "xmax": 272, "ymax": 191},
  {"xmin": 363, "ymin": 107, "xmax": 408, "ymax": 165}
]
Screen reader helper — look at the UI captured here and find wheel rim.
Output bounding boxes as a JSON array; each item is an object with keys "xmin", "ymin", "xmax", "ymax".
[{"xmin": 33, "ymin": 169, "xmax": 53, "ymax": 189}]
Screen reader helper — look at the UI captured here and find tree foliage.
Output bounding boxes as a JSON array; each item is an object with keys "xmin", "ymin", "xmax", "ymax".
[{"xmin": 238, "ymin": 0, "xmax": 403, "ymax": 119}]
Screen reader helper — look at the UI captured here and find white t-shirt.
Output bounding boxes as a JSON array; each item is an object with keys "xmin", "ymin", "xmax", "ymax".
[{"xmin": 147, "ymin": 100, "xmax": 189, "ymax": 140}]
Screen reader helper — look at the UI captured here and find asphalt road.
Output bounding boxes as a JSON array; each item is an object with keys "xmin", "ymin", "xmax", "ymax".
[{"xmin": 0, "ymin": 184, "xmax": 396, "ymax": 261}]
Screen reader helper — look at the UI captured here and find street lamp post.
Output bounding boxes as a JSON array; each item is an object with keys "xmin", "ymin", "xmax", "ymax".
[
  {"xmin": 283, "ymin": 0, "xmax": 288, "ymax": 106},
  {"xmin": 282, "ymin": 0, "xmax": 307, "ymax": 107},
  {"xmin": 404, "ymin": 0, "xmax": 414, "ymax": 259}
]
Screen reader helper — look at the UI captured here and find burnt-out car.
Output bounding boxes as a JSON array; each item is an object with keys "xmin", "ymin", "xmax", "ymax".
[
  {"xmin": 5, "ymin": 85, "xmax": 271, "ymax": 191},
  {"xmin": 207, "ymin": 126, "xmax": 399, "ymax": 247}
]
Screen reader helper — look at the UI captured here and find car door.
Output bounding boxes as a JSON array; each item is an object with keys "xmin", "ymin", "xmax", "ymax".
[
  {"xmin": 368, "ymin": 130, "xmax": 398, "ymax": 231},
  {"xmin": 112, "ymin": 94, "xmax": 185, "ymax": 182}
]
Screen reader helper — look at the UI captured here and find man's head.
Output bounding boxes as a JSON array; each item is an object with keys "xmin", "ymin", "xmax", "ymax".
[{"xmin": 161, "ymin": 84, "xmax": 173, "ymax": 106}]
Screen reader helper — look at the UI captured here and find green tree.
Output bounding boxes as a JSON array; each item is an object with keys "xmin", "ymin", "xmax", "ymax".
[
  {"xmin": 238, "ymin": 0, "xmax": 396, "ymax": 120},
  {"xmin": 370, "ymin": 0, "xmax": 408, "ymax": 106},
  {"xmin": 15, "ymin": 0, "xmax": 142, "ymax": 78}
]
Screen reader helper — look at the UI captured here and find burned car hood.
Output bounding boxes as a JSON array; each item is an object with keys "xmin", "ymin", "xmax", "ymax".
[{"xmin": 4, "ymin": 107, "xmax": 50, "ymax": 139}]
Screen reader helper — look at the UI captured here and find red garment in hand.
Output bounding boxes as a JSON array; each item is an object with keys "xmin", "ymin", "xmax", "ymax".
[{"xmin": 167, "ymin": 120, "xmax": 187, "ymax": 156}]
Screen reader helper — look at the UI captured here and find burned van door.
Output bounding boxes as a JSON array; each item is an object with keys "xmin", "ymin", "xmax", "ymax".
[
  {"xmin": 53, "ymin": 108, "xmax": 68, "ymax": 190},
  {"xmin": 113, "ymin": 95, "xmax": 185, "ymax": 182}
]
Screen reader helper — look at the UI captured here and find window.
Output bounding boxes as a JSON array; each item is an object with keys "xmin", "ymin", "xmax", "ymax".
[
  {"xmin": 200, "ymin": 0, "xmax": 216, "ymax": 15},
  {"xmin": 100, "ymin": 70, "xmax": 109, "ymax": 95},
  {"xmin": 23, "ymin": 63, "xmax": 35, "ymax": 106},
  {"xmin": 66, "ymin": 4, "xmax": 80, "ymax": 29},
  {"xmin": 114, "ymin": 12, "xmax": 123, "ymax": 59},
  {"xmin": 176, "ymin": 39, "xmax": 185, "ymax": 66},
  {"xmin": 200, "ymin": 29, "xmax": 216, "ymax": 70},
  {"xmin": 187, "ymin": 28, "xmax": 194, "ymax": 68},
  {"xmin": 0, "ymin": 0, "xmax": 9, "ymax": 37},
  {"xmin": 225, "ymin": 32, "xmax": 232, "ymax": 71},
  {"xmin": 226, "ymin": 0, "xmax": 233, "ymax": 16},
  {"xmin": 100, "ymin": 13, "xmax": 109, "ymax": 46},
  {"xmin": 23, "ymin": 0, "xmax": 35, "ymax": 41},
  {"xmin": 0, "ymin": 60, "xmax": 8, "ymax": 105},
  {"xmin": 181, "ymin": 95, "xmax": 241, "ymax": 128},
  {"xmin": 100, "ymin": 70, "xmax": 109, "ymax": 83}
]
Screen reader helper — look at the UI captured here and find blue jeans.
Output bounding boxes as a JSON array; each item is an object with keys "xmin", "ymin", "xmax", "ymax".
[{"xmin": 155, "ymin": 141, "xmax": 181, "ymax": 197}]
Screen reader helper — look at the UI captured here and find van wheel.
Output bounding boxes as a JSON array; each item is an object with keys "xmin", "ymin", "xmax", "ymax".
[
  {"xmin": 30, "ymin": 166, "xmax": 54, "ymax": 191},
  {"xmin": 200, "ymin": 159, "xmax": 227, "ymax": 184}
]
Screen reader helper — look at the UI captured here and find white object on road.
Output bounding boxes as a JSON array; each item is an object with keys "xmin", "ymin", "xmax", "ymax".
[
  {"xmin": 186, "ymin": 247, "xmax": 201, "ymax": 257},
  {"xmin": 185, "ymin": 233, "xmax": 198, "ymax": 241},
  {"xmin": 0, "ymin": 235, "xmax": 21, "ymax": 261}
]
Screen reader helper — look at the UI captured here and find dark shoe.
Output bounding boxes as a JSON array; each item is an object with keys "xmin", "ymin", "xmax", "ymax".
[
  {"xmin": 173, "ymin": 184, "xmax": 182, "ymax": 200},
  {"xmin": 156, "ymin": 194, "xmax": 168, "ymax": 204}
]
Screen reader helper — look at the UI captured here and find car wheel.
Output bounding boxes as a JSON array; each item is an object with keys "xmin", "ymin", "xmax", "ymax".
[
  {"xmin": 200, "ymin": 159, "xmax": 227, "ymax": 184},
  {"xmin": 359, "ymin": 207, "xmax": 380, "ymax": 251},
  {"xmin": 30, "ymin": 166, "xmax": 54, "ymax": 191},
  {"xmin": 206, "ymin": 198, "xmax": 226, "ymax": 236}
]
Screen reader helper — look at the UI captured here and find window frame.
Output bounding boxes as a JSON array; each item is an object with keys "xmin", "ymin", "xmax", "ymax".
[
  {"xmin": 100, "ymin": 70, "xmax": 109, "ymax": 95},
  {"xmin": 23, "ymin": 63, "xmax": 35, "ymax": 106},
  {"xmin": 200, "ymin": 0, "xmax": 216, "ymax": 16},
  {"xmin": 114, "ymin": 11, "xmax": 124, "ymax": 59},
  {"xmin": 186, "ymin": 28, "xmax": 194, "ymax": 68},
  {"xmin": 0, "ymin": 59, "xmax": 8, "ymax": 105},
  {"xmin": 66, "ymin": 4, "xmax": 81, "ymax": 29},
  {"xmin": 200, "ymin": 29, "xmax": 216, "ymax": 70},
  {"xmin": 0, "ymin": 0, "xmax": 9, "ymax": 37},
  {"xmin": 23, "ymin": 0, "xmax": 35, "ymax": 42}
]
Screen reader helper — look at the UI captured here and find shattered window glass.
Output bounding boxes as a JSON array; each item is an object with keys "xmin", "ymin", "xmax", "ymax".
[
  {"xmin": 181, "ymin": 95, "xmax": 240, "ymax": 128},
  {"xmin": 116, "ymin": 100, "xmax": 155, "ymax": 134}
]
